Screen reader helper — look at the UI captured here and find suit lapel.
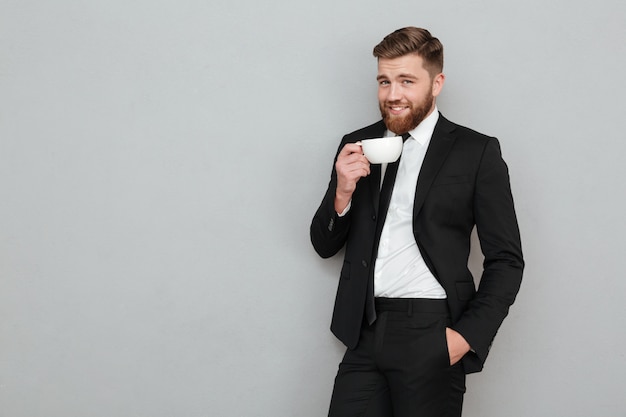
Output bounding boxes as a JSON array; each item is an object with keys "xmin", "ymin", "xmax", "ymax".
[{"xmin": 413, "ymin": 115, "xmax": 457, "ymax": 218}]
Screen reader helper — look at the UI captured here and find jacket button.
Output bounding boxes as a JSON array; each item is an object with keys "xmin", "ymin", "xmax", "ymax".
[
  {"xmin": 361, "ymin": 260, "xmax": 368, "ymax": 268},
  {"xmin": 372, "ymin": 215, "xmax": 376, "ymax": 221}
]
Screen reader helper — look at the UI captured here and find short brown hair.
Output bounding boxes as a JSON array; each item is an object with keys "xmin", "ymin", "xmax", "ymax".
[{"xmin": 373, "ymin": 27, "xmax": 444, "ymax": 76}]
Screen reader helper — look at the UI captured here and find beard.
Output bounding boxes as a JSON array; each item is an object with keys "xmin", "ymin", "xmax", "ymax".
[{"xmin": 379, "ymin": 92, "xmax": 434, "ymax": 135}]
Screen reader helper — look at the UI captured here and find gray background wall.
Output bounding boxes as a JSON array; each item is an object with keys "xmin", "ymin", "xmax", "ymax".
[{"xmin": 1, "ymin": 0, "xmax": 625, "ymax": 416}]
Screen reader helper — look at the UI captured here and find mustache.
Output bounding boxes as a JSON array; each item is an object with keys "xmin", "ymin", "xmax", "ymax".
[{"xmin": 384, "ymin": 100, "xmax": 410, "ymax": 106}]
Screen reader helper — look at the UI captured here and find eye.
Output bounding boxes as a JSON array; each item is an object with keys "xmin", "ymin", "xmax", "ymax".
[
  {"xmin": 378, "ymin": 80, "xmax": 390, "ymax": 86},
  {"xmin": 402, "ymin": 79, "xmax": 414, "ymax": 85}
]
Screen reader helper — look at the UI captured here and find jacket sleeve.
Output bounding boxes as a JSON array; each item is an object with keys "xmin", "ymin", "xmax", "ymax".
[
  {"xmin": 452, "ymin": 137, "xmax": 524, "ymax": 368},
  {"xmin": 310, "ymin": 139, "xmax": 352, "ymax": 258}
]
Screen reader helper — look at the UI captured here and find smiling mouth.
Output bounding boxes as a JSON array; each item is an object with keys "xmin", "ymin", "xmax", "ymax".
[{"xmin": 388, "ymin": 105, "xmax": 410, "ymax": 115}]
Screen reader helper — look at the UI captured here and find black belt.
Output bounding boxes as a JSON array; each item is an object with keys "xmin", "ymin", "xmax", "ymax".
[{"xmin": 374, "ymin": 297, "xmax": 448, "ymax": 314}]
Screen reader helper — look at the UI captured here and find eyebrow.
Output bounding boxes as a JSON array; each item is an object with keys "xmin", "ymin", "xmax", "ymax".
[{"xmin": 376, "ymin": 73, "xmax": 418, "ymax": 81}]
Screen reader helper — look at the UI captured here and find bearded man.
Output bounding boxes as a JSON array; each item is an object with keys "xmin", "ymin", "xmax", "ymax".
[{"xmin": 310, "ymin": 27, "xmax": 524, "ymax": 417}]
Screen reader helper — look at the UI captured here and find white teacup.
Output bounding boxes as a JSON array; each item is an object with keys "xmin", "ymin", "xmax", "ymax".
[{"xmin": 359, "ymin": 136, "xmax": 403, "ymax": 164}]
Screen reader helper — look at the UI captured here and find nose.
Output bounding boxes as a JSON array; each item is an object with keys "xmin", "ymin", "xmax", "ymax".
[{"xmin": 387, "ymin": 82, "xmax": 402, "ymax": 101}]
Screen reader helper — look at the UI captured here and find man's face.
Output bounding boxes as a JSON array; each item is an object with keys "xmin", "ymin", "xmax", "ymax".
[{"xmin": 377, "ymin": 54, "xmax": 444, "ymax": 134}]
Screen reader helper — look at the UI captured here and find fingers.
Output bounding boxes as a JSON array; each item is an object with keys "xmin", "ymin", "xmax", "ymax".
[
  {"xmin": 337, "ymin": 143, "xmax": 369, "ymax": 173},
  {"xmin": 335, "ymin": 142, "xmax": 370, "ymax": 197},
  {"xmin": 337, "ymin": 144, "xmax": 370, "ymax": 177},
  {"xmin": 339, "ymin": 142, "xmax": 364, "ymax": 156}
]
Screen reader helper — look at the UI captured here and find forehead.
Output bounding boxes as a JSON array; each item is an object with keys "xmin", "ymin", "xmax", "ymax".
[{"xmin": 377, "ymin": 54, "xmax": 427, "ymax": 76}]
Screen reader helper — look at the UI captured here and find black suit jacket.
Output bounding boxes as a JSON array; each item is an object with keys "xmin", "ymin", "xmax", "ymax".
[{"xmin": 310, "ymin": 114, "xmax": 524, "ymax": 374}]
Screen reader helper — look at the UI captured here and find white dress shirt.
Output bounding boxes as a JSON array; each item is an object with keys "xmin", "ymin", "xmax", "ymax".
[{"xmin": 374, "ymin": 108, "xmax": 446, "ymax": 299}]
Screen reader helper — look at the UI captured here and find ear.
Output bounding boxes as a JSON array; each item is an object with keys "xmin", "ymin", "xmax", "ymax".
[{"xmin": 431, "ymin": 73, "xmax": 445, "ymax": 97}]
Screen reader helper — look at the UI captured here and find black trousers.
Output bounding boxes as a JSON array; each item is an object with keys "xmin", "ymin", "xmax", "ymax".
[{"xmin": 328, "ymin": 298, "xmax": 466, "ymax": 417}]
